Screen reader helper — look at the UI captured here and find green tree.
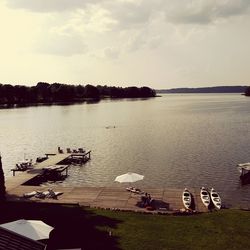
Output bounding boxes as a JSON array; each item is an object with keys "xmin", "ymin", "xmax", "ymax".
[
  {"xmin": 109, "ymin": 86, "xmax": 124, "ymax": 97},
  {"xmin": 139, "ymin": 86, "xmax": 156, "ymax": 97},
  {"xmin": 14, "ymin": 85, "xmax": 30, "ymax": 103},
  {"xmin": 84, "ymin": 84, "xmax": 100, "ymax": 99},
  {"xmin": 125, "ymin": 87, "xmax": 140, "ymax": 97},
  {"xmin": 75, "ymin": 85, "xmax": 85, "ymax": 99},
  {"xmin": 1, "ymin": 84, "xmax": 15, "ymax": 103},
  {"xmin": 36, "ymin": 82, "xmax": 51, "ymax": 102},
  {"xmin": 54, "ymin": 84, "xmax": 75, "ymax": 101},
  {"xmin": 50, "ymin": 83, "xmax": 62, "ymax": 101},
  {"xmin": 245, "ymin": 87, "xmax": 250, "ymax": 96}
]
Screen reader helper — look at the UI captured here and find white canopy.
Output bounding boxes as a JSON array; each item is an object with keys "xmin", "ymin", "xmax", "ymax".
[
  {"xmin": 115, "ymin": 172, "xmax": 144, "ymax": 183},
  {"xmin": 0, "ymin": 219, "xmax": 53, "ymax": 241}
]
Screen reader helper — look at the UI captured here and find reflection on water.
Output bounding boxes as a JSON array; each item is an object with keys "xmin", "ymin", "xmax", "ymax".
[{"xmin": 1, "ymin": 94, "xmax": 250, "ymax": 207}]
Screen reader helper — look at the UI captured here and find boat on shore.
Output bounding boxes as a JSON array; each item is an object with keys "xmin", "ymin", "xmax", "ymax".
[
  {"xmin": 210, "ymin": 188, "xmax": 221, "ymax": 209},
  {"xmin": 182, "ymin": 188, "xmax": 192, "ymax": 209},
  {"xmin": 237, "ymin": 163, "xmax": 250, "ymax": 183},
  {"xmin": 200, "ymin": 187, "xmax": 210, "ymax": 208}
]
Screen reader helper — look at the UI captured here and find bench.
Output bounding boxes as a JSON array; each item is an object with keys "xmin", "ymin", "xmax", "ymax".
[{"xmin": 11, "ymin": 168, "xmax": 26, "ymax": 176}]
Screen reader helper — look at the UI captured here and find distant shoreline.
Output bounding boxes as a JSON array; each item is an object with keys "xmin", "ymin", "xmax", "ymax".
[{"xmin": 157, "ymin": 85, "xmax": 248, "ymax": 94}]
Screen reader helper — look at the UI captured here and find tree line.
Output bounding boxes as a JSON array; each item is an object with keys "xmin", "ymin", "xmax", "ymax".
[{"xmin": 0, "ymin": 82, "xmax": 156, "ymax": 105}]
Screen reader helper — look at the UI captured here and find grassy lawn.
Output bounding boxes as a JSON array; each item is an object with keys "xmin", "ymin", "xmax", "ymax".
[
  {"xmin": 95, "ymin": 209, "xmax": 250, "ymax": 250},
  {"xmin": 1, "ymin": 203, "xmax": 250, "ymax": 250}
]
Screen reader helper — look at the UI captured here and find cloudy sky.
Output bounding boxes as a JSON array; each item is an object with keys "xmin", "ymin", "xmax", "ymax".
[{"xmin": 1, "ymin": 0, "xmax": 250, "ymax": 89}]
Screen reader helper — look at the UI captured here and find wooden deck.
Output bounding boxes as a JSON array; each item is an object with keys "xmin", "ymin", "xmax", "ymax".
[
  {"xmin": 6, "ymin": 154, "xmax": 71, "ymax": 191},
  {"xmin": 5, "ymin": 153, "xmax": 211, "ymax": 213},
  {"xmin": 6, "ymin": 185, "xmax": 209, "ymax": 213}
]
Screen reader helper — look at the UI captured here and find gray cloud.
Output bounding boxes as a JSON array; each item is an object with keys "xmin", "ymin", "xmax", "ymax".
[
  {"xmin": 104, "ymin": 1, "xmax": 153, "ymax": 30},
  {"xmin": 6, "ymin": 0, "xmax": 250, "ymax": 57},
  {"xmin": 5, "ymin": 0, "xmax": 97, "ymax": 12},
  {"xmin": 5, "ymin": 0, "xmax": 250, "ymax": 25},
  {"xmin": 163, "ymin": 0, "xmax": 250, "ymax": 25},
  {"xmin": 215, "ymin": 0, "xmax": 250, "ymax": 17},
  {"xmin": 5, "ymin": 0, "xmax": 154, "ymax": 30}
]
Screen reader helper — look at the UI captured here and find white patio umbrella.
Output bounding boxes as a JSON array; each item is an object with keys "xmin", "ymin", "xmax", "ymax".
[
  {"xmin": 0, "ymin": 219, "xmax": 53, "ymax": 241},
  {"xmin": 115, "ymin": 172, "xmax": 144, "ymax": 183}
]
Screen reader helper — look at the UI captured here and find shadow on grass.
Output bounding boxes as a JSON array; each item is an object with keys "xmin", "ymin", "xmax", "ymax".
[
  {"xmin": 136, "ymin": 199, "xmax": 170, "ymax": 211},
  {"xmin": 0, "ymin": 201, "xmax": 122, "ymax": 250}
]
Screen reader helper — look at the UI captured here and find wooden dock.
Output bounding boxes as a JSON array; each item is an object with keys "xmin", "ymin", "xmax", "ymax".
[
  {"xmin": 6, "ymin": 152, "xmax": 91, "ymax": 191},
  {"xmin": 5, "ymin": 152, "xmax": 211, "ymax": 213},
  {"xmin": 6, "ymin": 185, "xmax": 209, "ymax": 213}
]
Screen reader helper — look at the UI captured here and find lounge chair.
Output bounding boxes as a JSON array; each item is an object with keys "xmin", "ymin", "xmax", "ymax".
[
  {"xmin": 78, "ymin": 148, "xmax": 85, "ymax": 153},
  {"xmin": 46, "ymin": 189, "xmax": 63, "ymax": 199},
  {"xmin": 126, "ymin": 186, "xmax": 133, "ymax": 192},
  {"xmin": 36, "ymin": 156, "xmax": 48, "ymax": 163},
  {"xmin": 58, "ymin": 147, "xmax": 64, "ymax": 153},
  {"xmin": 126, "ymin": 187, "xmax": 142, "ymax": 194},
  {"xmin": 23, "ymin": 191, "xmax": 37, "ymax": 198},
  {"xmin": 17, "ymin": 163, "xmax": 27, "ymax": 171},
  {"xmin": 34, "ymin": 191, "xmax": 46, "ymax": 199},
  {"xmin": 27, "ymin": 159, "xmax": 33, "ymax": 168}
]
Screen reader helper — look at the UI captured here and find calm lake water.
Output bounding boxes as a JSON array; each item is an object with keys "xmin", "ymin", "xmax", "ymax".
[{"xmin": 1, "ymin": 94, "xmax": 250, "ymax": 207}]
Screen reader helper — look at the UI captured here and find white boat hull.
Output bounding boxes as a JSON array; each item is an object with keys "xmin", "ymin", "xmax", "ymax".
[
  {"xmin": 200, "ymin": 187, "xmax": 210, "ymax": 208},
  {"xmin": 210, "ymin": 188, "xmax": 221, "ymax": 210},
  {"xmin": 182, "ymin": 188, "xmax": 192, "ymax": 209}
]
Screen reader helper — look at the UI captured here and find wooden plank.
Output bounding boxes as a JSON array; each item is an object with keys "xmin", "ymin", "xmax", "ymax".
[
  {"xmin": 34, "ymin": 154, "xmax": 71, "ymax": 169},
  {"xmin": 92, "ymin": 199, "xmax": 128, "ymax": 208},
  {"xmin": 5, "ymin": 184, "xmax": 213, "ymax": 213}
]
